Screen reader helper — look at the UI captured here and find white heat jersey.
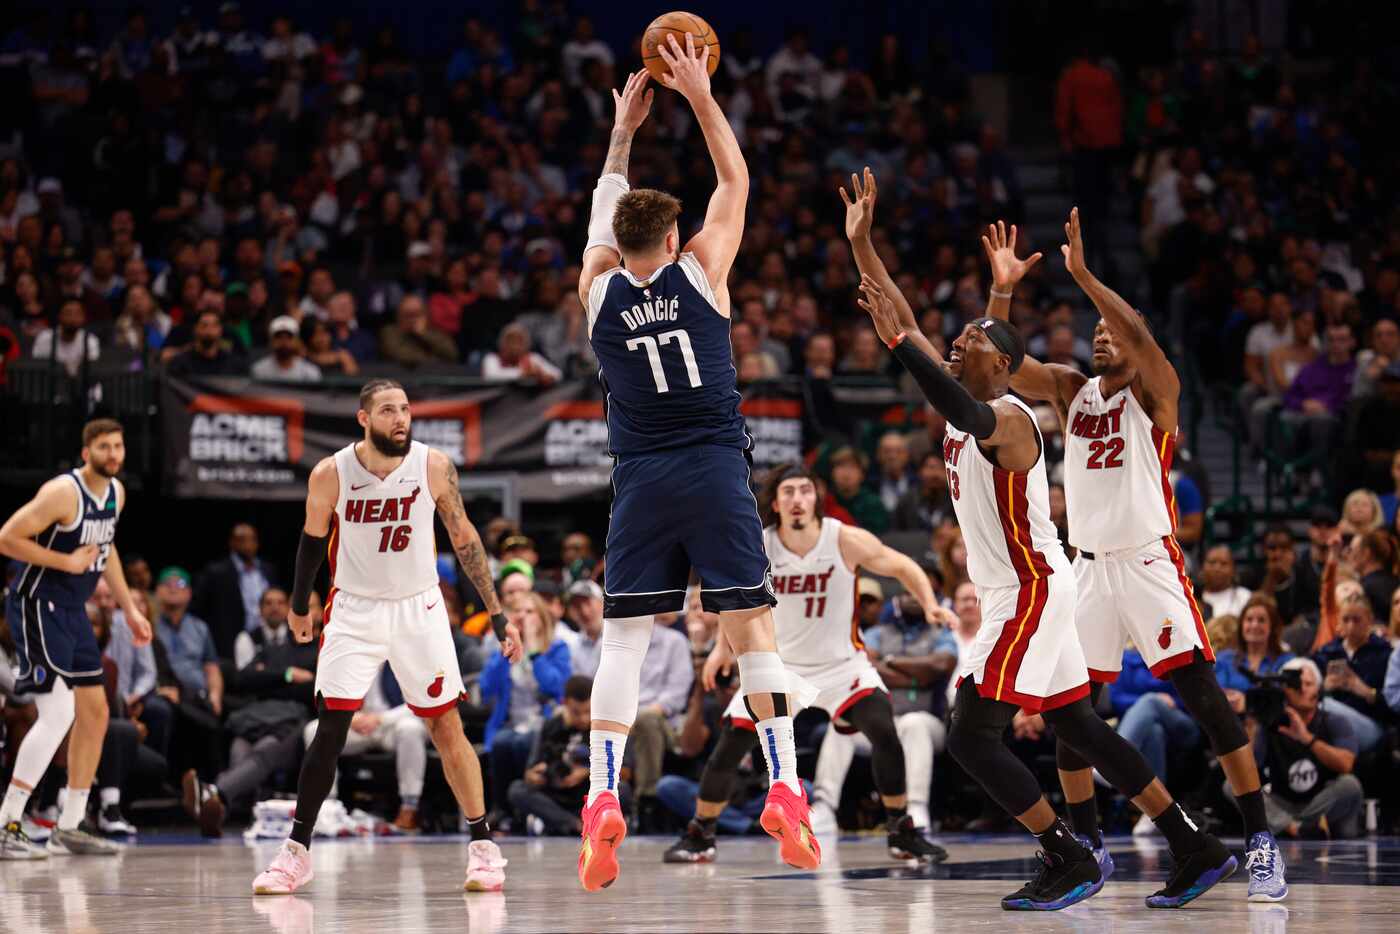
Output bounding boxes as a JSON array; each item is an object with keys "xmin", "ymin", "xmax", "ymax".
[
  {"xmin": 328, "ymin": 440, "xmax": 439, "ymax": 600},
  {"xmin": 943, "ymin": 394, "xmax": 1070, "ymax": 589},
  {"xmin": 1063, "ymin": 377, "xmax": 1176, "ymax": 553},
  {"xmin": 766, "ymin": 517, "xmax": 860, "ymax": 667}
]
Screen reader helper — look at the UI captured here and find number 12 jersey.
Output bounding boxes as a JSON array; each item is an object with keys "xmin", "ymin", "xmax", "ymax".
[{"xmin": 587, "ymin": 252, "xmax": 751, "ymax": 457}]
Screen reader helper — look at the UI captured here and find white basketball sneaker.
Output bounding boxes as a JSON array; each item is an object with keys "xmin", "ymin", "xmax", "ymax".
[
  {"xmin": 464, "ymin": 839, "xmax": 508, "ymax": 892},
  {"xmin": 253, "ymin": 840, "xmax": 314, "ymax": 895}
]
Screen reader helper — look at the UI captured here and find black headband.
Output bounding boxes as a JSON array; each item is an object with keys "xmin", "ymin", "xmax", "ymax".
[{"xmin": 972, "ymin": 317, "xmax": 1025, "ymax": 373}]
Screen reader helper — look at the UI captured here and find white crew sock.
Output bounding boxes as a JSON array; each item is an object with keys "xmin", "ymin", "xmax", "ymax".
[
  {"xmin": 755, "ymin": 715, "xmax": 802, "ymax": 795},
  {"xmin": 0, "ymin": 784, "xmax": 32, "ymax": 825},
  {"xmin": 59, "ymin": 788, "xmax": 90, "ymax": 831},
  {"xmin": 100, "ymin": 787, "xmax": 121, "ymax": 807},
  {"xmin": 588, "ymin": 730, "xmax": 630, "ymax": 802}
]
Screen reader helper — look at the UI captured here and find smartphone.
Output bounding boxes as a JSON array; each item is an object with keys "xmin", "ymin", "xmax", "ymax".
[{"xmin": 1326, "ymin": 659, "xmax": 1349, "ymax": 679}]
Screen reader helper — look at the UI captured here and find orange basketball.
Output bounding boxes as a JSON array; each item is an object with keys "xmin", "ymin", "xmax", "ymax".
[{"xmin": 641, "ymin": 11, "xmax": 720, "ymax": 82}]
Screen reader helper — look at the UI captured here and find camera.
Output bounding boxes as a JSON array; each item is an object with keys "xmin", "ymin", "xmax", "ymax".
[{"xmin": 1238, "ymin": 666, "xmax": 1302, "ymax": 730}]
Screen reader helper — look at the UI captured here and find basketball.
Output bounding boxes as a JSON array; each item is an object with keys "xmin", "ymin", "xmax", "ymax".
[{"xmin": 641, "ymin": 11, "xmax": 720, "ymax": 82}]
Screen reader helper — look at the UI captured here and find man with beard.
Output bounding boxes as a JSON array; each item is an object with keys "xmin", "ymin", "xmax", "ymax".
[
  {"xmin": 31, "ymin": 298, "xmax": 100, "ymax": 379},
  {"xmin": 975, "ymin": 207, "xmax": 1285, "ymax": 900},
  {"xmin": 0, "ymin": 419, "xmax": 151, "ymax": 858},
  {"xmin": 251, "ymin": 315, "xmax": 322, "ymax": 382},
  {"xmin": 166, "ymin": 309, "xmax": 244, "ymax": 377},
  {"xmin": 252, "ymin": 379, "xmax": 523, "ymax": 895}
]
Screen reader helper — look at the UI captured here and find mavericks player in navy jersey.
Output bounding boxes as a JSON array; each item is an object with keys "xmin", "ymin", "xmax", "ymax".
[
  {"xmin": 575, "ymin": 35, "xmax": 817, "ymax": 891},
  {"xmin": 0, "ymin": 419, "xmax": 151, "ymax": 858}
]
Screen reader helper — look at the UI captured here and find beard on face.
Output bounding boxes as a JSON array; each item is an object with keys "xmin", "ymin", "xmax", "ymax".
[
  {"xmin": 90, "ymin": 456, "xmax": 122, "ymax": 478},
  {"xmin": 369, "ymin": 425, "xmax": 411, "ymax": 457}
]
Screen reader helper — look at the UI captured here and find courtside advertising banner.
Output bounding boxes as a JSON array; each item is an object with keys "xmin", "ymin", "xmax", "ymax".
[{"xmin": 161, "ymin": 377, "xmax": 804, "ymax": 502}]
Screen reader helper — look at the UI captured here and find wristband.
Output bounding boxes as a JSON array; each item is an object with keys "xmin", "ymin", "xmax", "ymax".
[
  {"xmin": 886, "ymin": 331, "xmax": 907, "ymax": 351},
  {"xmin": 284, "ymin": 668, "xmax": 293, "ymax": 684},
  {"xmin": 989, "ymin": 287, "xmax": 1013, "ymax": 299},
  {"xmin": 491, "ymin": 612, "xmax": 510, "ymax": 642}
]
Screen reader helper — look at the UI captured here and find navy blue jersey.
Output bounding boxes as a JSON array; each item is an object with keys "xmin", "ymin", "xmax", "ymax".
[
  {"xmin": 11, "ymin": 471, "xmax": 121, "ymax": 607},
  {"xmin": 587, "ymin": 253, "xmax": 750, "ymax": 456}
]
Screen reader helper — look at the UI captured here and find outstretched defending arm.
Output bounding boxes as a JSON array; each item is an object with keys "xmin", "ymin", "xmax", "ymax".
[
  {"xmin": 1063, "ymin": 207, "xmax": 1179, "ymax": 424},
  {"xmin": 839, "ymin": 524, "xmax": 939, "ymax": 624},
  {"xmin": 578, "ymin": 69, "xmax": 655, "ymax": 307},
  {"xmin": 662, "ymin": 33, "xmax": 748, "ymax": 308},
  {"xmin": 429, "ymin": 450, "xmax": 522, "ymax": 663},
  {"xmin": 840, "ymin": 167, "xmax": 942, "ymax": 364}
]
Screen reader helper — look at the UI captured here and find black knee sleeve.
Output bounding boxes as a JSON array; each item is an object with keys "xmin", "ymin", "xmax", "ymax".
[
  {"xmin": 1054, "ymin": 683, "xmax": 1106, "ymax": 773},
  {"xmin": 947, "ymin": 679, "xmax": 1042, "ymax": 817},
  {"xmin": 841, "ymin": 691, "xmax": 906, "ymax": 798},
  {"xmin": 742, "ymin": 693, "xmax": 789, "ymax": 720},
  {"xmin": 1044, "ymin": 698, "xmax": 1156, "ymax": 799},
  {"xmin": 293, "ymin": 701, "xmax": 356, "ymax": 832},
  {"xmin": 1168, "ymin": 659, "xmax": 1248, "ymax": 754},
  {"xmin": 697, "ymin": 723, "xmax": 760, "ymax": 804}
]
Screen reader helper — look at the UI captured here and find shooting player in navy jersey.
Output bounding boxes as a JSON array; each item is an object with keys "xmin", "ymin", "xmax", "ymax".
[
  {"xmin": 573, "ymin": 35, "xmax": 816, "ymax": 892},
  {"xmin": 0, "ymin": 419, "xmax": 151, "ymax": 858}
]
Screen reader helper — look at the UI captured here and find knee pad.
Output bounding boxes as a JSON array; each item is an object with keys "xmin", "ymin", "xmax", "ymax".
[
  {"xmin": 34, "ymin": 679, "xmax": 76, "ymax": 730},
  {"xmin": 1168, "ymin": 660, "xmax": 1248, "ymax": 754},
  {"xmin": 1055, "ymin": 735, "xmax": 1092, "ymax": 773},
  {"xmin": 840, "ymin": 692, "xmax": 905, "ymax": 795},
  {"xmin": 590, "ymin": 616, "xmax": 654, "ymax": 727},
  {"xmin": 310, "ymin": 701, "xmax": 355, "ymax": 750},
  {"xmin": 698, "ymin": 723, "xmax": 759, "ymax": 803}
]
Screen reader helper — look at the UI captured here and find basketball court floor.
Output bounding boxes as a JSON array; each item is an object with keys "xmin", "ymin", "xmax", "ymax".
[{"xmin": 3, "ymin": 832, "xmax": 1396, "ymax": 932}]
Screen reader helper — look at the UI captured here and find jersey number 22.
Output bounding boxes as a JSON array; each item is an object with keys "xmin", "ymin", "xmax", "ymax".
[{"xmin": 626, "ymin": 329, "xmax": 703, "ymax": 393}]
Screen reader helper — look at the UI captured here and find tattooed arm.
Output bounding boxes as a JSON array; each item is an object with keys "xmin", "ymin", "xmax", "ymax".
[{"xmin": 429, "ymin": 449, "xmax": 522, "ymax": 661}]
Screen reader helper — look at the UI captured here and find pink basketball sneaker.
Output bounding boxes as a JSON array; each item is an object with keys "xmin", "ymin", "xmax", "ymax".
[
  {"xmin": 253, "ymin": 840, "xmax": 314, "ymax": 895},
  {"xmin": 464, "ymin": 839, "xmax": 508, "ymax": 892}
]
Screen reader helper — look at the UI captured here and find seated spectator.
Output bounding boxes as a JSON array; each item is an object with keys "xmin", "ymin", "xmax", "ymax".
[
  {"xmin": 620, "ymin": 617, "xmax": 694, "ymax": 827},
  {"xmin": 181, "ymin": 615, "xmax": 320, "ymax": 837},
  {"xmin": 481, "ymin": 322, "xmax": 562, "ymax": 385},
  {"xmin": 1255, "ymin": 524, "xmax": 1320, "ymax": 629},
  {"xmin": 1378, "ymin": 451, "xmax": 1400, "ymax": 529},
  {"xmin": 165, "ymin": 309, "xmax": 244, "ymax": 376},
  {"xmin": 1352, "ymin": 316, "xmax": 1399, "ymax": 399},
  {"xmin": 1313, "ymin": 593, "xmax": 1393, "ymax": 754},
  {"xmin": 1215, "ymin": 597, "xmax": 1296, "ymax": 716},
  {"xmin": 111, "ymin": 285, "xmax": 171, "ymax": 360},
  {"xmin": 479, "ymin": 593, "xmax": 570, "ymax": 827},
  {"xmin": 301, "ymin": 316, "xmax": 358, "ymax": 375},
  {"xmin": 154, "ymin": 567, "xmax": 223, "ymax": 718},
  {"xmin": 326, "ymin": 291, "xmax": 377, "ymax": 363},
  {"xmin": 302, "ymin": 660, "xmax": 433, "ymax": 834},
  {"xmin": 869, "ymin": 431, "xmax": 915, "ymax": 513},
  {"xmin": 30, "ymin": 298, "xmax": 99, "ymax": 378},
  {"xmin": 250, "ymin": 315, "xmax": 322, "ymax": 381},
  {"xmin": 891, "ymin": 451, "xmax": 954, "ymax": 532},
  {"xmin": 506, "ymin": 675, "xmax": 606, "ymax": 835},
  {"xmin": 1278, "ymin": 322, "xmax": 1356, "ymax": 462},
  {"xmin": 379, "ymin": 294, "xmax": 457, "ymax": 368},
  {"xmin": 1238, "ymin": 658, "xmax": 1363, "ymax": 839},
  {"xmin": 811, "ymin": 602, "xmax": 957, "ymax": 831},
  {"xmin": 106, "ymin": 586, "xmax": 173, "ymax": 764},
  {"xmin": 233, "ymin": 588, "xmax": 292, "ymax": 670},
  {"xmin": 560, "ymin": 531, "xmax": 597, "ymax": 587},
  {"xmin": 428, "ymin": 256, "xmax": 472, "ymax": 337},
  {"xmin": 1350, "ymin": 530, "xmax": 1399, "ymax": 623},
  {"xmin": 826, "ymin": 446, "xmax": 890, "ymax": 533},
  {"xmin": 1340, "ymin": 488, "xmax": 1385, "ymax": 537},
  {"xmin": 298, "ymin": 266, "xmax": 336, "ymax": 321},
  {"xmin": 1198, "ymin": 545, "xmax": 1252, "ymax": 619},
  {"xmin": 565, "ymin": 580, "xmax": 605, "ymax": 677},
  {"xmin": 936, "ymin": 528, "xmax": 969, "ymax": 594},
  {"xmin": 1247, "ymin": 305, "xmax": 1317, "ymax": 450}
]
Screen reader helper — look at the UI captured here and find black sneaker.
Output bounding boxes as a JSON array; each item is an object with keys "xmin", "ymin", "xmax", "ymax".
[
  {"xmin": 663, "ymin": 820, "xmax": 717, "ymax": 864},
  {"xmin": 887, "ymin": 816, "xmax": 948, "ymax": 864},
  {"xmin": 1001, "ymin": 847, "xmax": 1103, "ymax": 911},
  {"xmin": 1145, "ymin": 834, "xmax": 1238, "ymax": 908}
]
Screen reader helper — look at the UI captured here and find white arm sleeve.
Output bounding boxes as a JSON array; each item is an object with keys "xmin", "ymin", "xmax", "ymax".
[{"xmin": 585, "ymin": 172, "xmax": 630, "ymax": 254}]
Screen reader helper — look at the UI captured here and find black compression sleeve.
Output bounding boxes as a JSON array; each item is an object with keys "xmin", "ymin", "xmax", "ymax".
[
  {"xmin": 290, "ymin": 529, "xmax": 328, "ymax": 615},
  {"xmin": 891, "ymin": 339, "xmax": 998, "ymax": 439}
]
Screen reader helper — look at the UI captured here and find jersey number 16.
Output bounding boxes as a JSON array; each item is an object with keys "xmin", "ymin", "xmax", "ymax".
[{"xmin": 626, "ymin": 329, "xmax": 703, "ymax": 393}]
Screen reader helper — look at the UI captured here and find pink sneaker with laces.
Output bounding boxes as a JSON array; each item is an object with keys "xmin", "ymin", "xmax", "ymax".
[
  {"xmin": 253, "ymin": 840, "xmax": 314, "ymax": 895},
  {"xmin": 464, "ymin": 839, "xmax": 508, "ymax": 892}
]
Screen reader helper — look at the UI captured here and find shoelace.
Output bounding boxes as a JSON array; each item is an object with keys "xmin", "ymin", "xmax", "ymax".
[
  {"xmin": 1245, "ymin": 844, "xmax": 1275, "ymax": 881},
  {"xmin": 263, "ymin": 850, "xmax": 305, "ymax": 885},
  {"xmin": 469, "ymin": 843, "xmax": 507, "ymax": 870},
  {"xmin": 1027, "ymin": 850, "xmax": 1059, "ymax": 891}
]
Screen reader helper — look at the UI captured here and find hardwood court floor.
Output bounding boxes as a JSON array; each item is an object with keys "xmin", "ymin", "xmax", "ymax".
[{"xmin": 3, "ymin": 831, "xmax": 1397, "ymax": 933}]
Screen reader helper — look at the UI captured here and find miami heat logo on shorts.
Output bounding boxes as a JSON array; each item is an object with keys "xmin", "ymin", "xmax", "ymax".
[
  {"xmin": 427, "ymin": 670, "xmax": 445, "ymax": 698},
  {"xmin": 1158, "ymin": 620, "xmax": 1174, "ymax": 650}
]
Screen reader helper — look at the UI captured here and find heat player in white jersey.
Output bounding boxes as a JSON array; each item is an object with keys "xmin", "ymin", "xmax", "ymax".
[
  {"xmin": 982, "ymin": 211, "xmax": 1286, "ymax": 901},
  {"xmin": 661, "ymin": 466, "xmax": 947, "ymax": 864},
  {"xmin": 252, "ymin": 380, "xmax": 522, "ymax": 897},
  {"xmin": 844, "ymin": 170, "xmax": 1234, "ymax": 912}
]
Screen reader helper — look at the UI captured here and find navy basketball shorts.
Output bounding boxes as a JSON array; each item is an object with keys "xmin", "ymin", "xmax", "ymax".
[
  {"xmin": 603, "ymin": 444, "xmax": 777, "ymax": 617},
  {"xmin": 6, "ymin": 593, "xmax": 105, "ymax": 693}
]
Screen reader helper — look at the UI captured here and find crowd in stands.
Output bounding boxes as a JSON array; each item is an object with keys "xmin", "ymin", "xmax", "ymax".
[{"xmin": 2, "ymin": 7, "xmax": 1399, "ymax": 841}]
